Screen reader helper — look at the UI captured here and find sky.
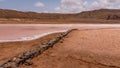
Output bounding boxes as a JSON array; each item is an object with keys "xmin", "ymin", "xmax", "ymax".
[{"xmin": 0, "ymin": 0, "xmax": 120, "ymax": 13}]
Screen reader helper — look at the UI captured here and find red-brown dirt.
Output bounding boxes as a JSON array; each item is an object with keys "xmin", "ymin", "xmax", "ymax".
[
  {"xmin": 0, "ymin": 33, "xmax": 60, "ymax": 64},
  {"xmin": 1, "ymin": 28, "xmax": 120, "ymax": 68},
  {"xmin": 21, "ymin": 29, "xmax": 120, "ymax": 68}
]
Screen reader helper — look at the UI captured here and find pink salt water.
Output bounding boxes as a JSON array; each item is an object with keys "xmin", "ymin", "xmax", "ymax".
[{"xmin": 0, "ymin": 24, "xmax": 120, "ymax": 42}]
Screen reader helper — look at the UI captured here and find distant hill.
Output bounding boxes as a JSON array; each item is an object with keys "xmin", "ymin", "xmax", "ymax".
[
  {"xmin": 76, "ymin": 9, "xmax": 120, "ymax": 20},
  {"xmin": 0, "ymin": 9, "xmax": 119, "ymax": 24},
  {"xmin": 0, "ymin": 9, "xmax": 71, "ymax": 19}
]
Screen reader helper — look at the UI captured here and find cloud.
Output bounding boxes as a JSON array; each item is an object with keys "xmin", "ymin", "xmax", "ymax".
[
  {"xmin": 91, "ymin": 0, "xmax": 120, "ymax": 9},
  {"xmin": 34, "ymin": 2, "xmax": 45, "ymax": 8},
  {"xmin": 43, "ymin": 10, "xmax": 49, "ymax": 13},
  {"xmin": 55, "ymin": 0, "xmax": 88, "ymax": 13},
  {"xmin": 55, "ymin": 0, "xmax": 120, "ymax": 13}
]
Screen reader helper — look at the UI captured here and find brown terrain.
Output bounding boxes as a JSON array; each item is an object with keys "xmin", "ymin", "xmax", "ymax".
[
  {"xmin": 0, "ymin": 28, "xmax": 120, "ymax": 68},
  {"xmin": 0, "ymin": 9, "xmax": 119, "ymax": 24},
  {"xmin": 0, "ymin": 32, "xmax": 60, "ymax": 64}
]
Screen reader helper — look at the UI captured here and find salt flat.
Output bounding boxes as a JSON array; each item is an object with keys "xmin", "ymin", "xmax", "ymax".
[{"xmin": 0, "ymin": 24, "xmax": 120, "ymax": 42}]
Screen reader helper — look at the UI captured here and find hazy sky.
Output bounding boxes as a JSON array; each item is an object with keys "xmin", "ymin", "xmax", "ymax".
[{"xmin": 0, "ymin": 0, "xmax": 120, "ymax": 13}]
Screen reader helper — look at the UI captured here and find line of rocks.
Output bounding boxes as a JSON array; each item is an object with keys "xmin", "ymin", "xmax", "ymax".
[{"xmin": 0, "ymin": 29, "xmax": 78, "ymax": 68}]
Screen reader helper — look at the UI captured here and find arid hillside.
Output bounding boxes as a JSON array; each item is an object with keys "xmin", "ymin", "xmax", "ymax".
[
  {"xmin": 0, "ymin": 9, "xmax": 119, "ymax": 24},
  {"xmin": 76, "ymin": 9, "xmax": 120, "ymax": 20},
  {"xmin": 0, "ymin": 9, "xmax": 71, "ymax": 19}
]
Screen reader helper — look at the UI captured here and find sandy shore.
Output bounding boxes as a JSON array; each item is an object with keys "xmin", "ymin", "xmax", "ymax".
[
  {"xmin": 0, "ymin": 25, "xmax": 120, "ymax": 68},
  {"xmin": 0, "ymin": 32, "xmax": 60, "ymax": 64},
  {"xmin": 19, "ymin": 28, "xmax": 120, "ymax": 68}
]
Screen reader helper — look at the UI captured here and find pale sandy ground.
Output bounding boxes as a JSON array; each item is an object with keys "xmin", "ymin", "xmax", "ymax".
[{"xmin": 20, "ymin": 29, "xmax": 120, "ymax": 68}]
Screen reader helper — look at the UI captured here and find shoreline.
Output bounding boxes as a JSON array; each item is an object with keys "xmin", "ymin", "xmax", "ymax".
[
  {"xmin": 0, "ymin": 24, "xmax": 120, "ymax": 26},
  {"xmin": 0, "ymin": 31, "xmax": 61, "ymax": 63},
  {"xmin": 0, "ymin": 30, "xmax": 67, "ymax": 43}
]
